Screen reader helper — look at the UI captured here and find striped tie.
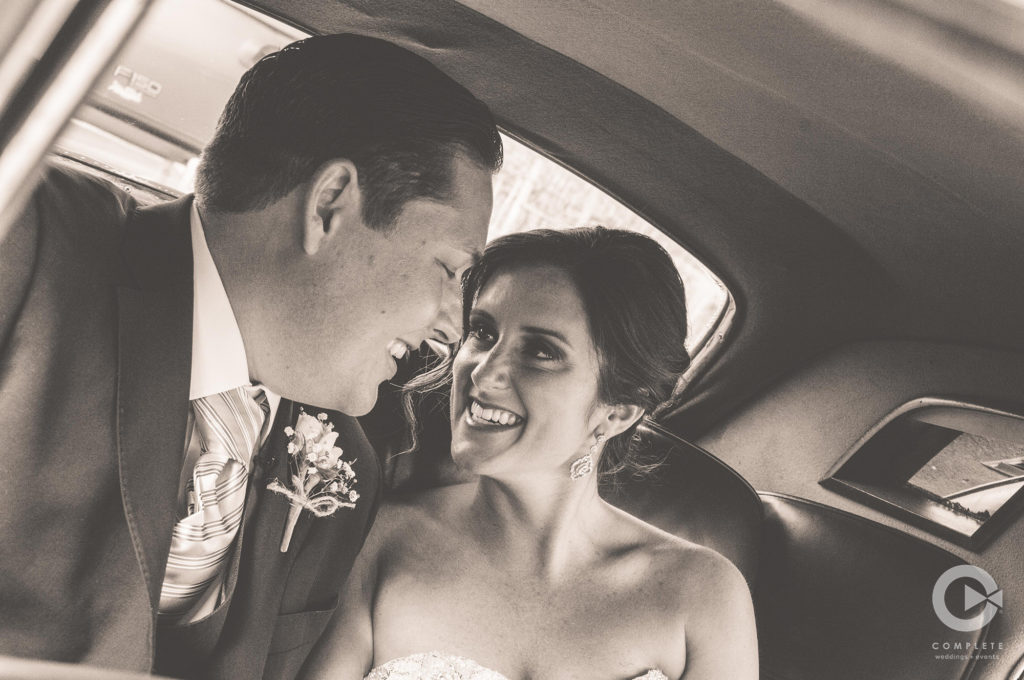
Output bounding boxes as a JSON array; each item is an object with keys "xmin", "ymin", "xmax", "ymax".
[{"xmin": 158, "ymin": 386, "xmax": 268, "ymax": 619}]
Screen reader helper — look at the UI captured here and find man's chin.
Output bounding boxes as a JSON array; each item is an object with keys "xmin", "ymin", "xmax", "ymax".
[
  {"xmin": 328, "ymin": 383, "xmax": 381, "ymax": 417},
  {"xmin": 279, "ymin": 382, "xmax": 380, "ymax": 417},
  {"xmin": 340, "ymin": 393, "xmax": 379, "ymax": 417}
]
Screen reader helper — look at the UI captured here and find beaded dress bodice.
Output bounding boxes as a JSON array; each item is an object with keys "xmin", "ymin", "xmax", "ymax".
[{"xmin": 363, "ymin": 651, "xmax": 669, "ymax": 680}]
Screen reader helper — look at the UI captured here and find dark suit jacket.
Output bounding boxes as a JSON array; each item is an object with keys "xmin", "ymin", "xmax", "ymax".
[{"xmin": 0, "ymin": 165, "xmax": 381, "ymax": 679}]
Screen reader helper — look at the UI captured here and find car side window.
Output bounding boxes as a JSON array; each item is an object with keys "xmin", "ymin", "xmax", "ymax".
[
  {"xmin": 55, "ymin": 0, "xmax": 306, "ymax": 196},
  {"xmin": 493, "ymin": 135, "xmax": 729, "ymax": 355},
  {"xmin": 823, "ymin": 399, "xmax": 1024, "ymax": 550}
]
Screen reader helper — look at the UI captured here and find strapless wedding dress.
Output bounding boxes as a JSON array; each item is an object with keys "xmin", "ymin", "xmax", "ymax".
[{"xmin": 364, "ymin": 651, "xmax": 669, "ymax": 679}]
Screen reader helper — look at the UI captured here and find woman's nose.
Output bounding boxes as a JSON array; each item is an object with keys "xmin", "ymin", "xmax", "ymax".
[{"xmin": 471, "ymin": 345, "xmax": 511, "ymax": 390}]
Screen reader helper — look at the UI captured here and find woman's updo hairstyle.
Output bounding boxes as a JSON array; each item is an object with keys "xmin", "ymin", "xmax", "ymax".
[{"xmin": 405, "ymin": 226, "xmax": 691, "ymax": 478}]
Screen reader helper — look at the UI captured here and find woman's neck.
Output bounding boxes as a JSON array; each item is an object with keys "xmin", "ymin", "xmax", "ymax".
[{"xmin": 467, "ymin": 471, "xmax": 610, "ymax": 580}]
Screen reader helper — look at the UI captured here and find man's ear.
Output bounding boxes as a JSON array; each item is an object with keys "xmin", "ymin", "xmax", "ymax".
[
  {"xmin": 601, "ymin": 403, "xmax": 646, "ymax": 439},
  {"xmin": 303, "ymin": 159, "xmax": 360, "ymax": 255}
]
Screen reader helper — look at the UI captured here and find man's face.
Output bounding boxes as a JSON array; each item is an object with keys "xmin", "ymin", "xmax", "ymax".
[{"xmin": 286, "ymin": 152, "xmax": 492, "ymax": 414}]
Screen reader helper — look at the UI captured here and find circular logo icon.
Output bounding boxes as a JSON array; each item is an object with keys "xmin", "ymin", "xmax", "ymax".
[{"xmin": 932, "ymin": 565, "xmax": 1002, "ymax": 632}]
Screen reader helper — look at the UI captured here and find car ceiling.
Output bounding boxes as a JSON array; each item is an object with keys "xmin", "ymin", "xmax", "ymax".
[{"xmin": 250, "ymin": 0, "xmax": 1024, "ymax": 435}]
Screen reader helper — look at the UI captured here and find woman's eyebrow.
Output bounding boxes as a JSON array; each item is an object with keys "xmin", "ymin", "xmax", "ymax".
[
  {"xmin": 468, "ymin": 309, "xmax": 495, "ymax": 323},
  {"xmin": 521, "ymin": 326, "xmax": 570, "ymax": 346}
]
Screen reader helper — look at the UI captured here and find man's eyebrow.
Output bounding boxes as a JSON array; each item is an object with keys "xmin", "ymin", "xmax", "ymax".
[
  {"xmin": 522, "ymin": 326, "xmax": 570, "ymax": 345},
  {"xmin": 462, "ymin": 248, "xmax": 483, "ymax": 266}
]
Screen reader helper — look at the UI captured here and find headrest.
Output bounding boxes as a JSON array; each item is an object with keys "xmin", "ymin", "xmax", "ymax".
[
  {"xmin": 600, "ymin": 423, "xmax": 763, "ymax": 586},
  {"xmin": 757, "ymin": 493, "xmax": 989, "ymax": 680}
]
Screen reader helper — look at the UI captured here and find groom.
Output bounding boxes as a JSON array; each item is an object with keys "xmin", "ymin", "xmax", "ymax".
[{"xmin": 0, "ymin": 35, "xmax": 499, "ymax": 679}]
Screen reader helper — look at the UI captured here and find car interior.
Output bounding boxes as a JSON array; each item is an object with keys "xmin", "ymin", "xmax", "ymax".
[{"xmin": 1, "ymin": 0, "xmax": 1022, "ymax": 678}]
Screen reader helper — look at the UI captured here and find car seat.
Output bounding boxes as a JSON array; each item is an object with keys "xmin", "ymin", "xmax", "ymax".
[{"xmin": 756, "ymin": 492, "xmax": 989, "ymax": 680}]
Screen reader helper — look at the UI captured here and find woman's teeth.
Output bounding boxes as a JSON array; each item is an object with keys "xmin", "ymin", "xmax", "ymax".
[
  {"xmin": 469, "ymin": 400, "xmax": 523, "ymax": 426},
  {"xmin": 387, "ymin": 340, "xmax": 410, "ymax": 360}
]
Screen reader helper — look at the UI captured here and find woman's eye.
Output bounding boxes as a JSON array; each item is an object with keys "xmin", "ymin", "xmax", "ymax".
[
  {"xmin": 468, "ymin": 324, "xmax": 496, "ymax": 345},
  {"xmin": 526, "ymin": 341, "xmax": 559, "ymax": 361}
]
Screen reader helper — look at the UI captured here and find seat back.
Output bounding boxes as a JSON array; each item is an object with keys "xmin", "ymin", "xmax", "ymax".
[
  {"xmin": 600, "ymin": 423, "xmax": 763, "ymax": 585},
  {"xmin": 757, "ymin": 493, "xmax": 988, "ymax": 680}
]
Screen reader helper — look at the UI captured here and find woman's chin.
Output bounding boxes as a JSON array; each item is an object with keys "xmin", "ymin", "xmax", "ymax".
[
  {"xmin": 450, "ymin": 409, "xmax": 527, "ymax": 470},
  {"xmin": 450, "ymin": 438, "xmax": 509, "ymax": 474},
  {"xmin": 450, "ymin": 440, "xmax": 491, "ymax": 471}
]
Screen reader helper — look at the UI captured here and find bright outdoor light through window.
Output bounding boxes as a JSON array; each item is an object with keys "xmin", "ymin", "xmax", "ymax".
[{"xmin": 492, "ymin": 135, "xmax": 729, "ymax": 353}]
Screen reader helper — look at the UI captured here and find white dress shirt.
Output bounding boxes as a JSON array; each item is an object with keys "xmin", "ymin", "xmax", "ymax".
[
  {"xmin": 188, "ymin": 201, "xmax": 281, "ymax": 421},
  {"xmin": 164, "ymin": 202, "xmax": 282, "ymax": 622}
]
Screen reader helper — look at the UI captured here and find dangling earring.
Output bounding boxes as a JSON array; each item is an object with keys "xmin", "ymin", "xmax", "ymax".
[{"xmin": 570, "ymin": 434, "xmax": 604, "ymax": 480}]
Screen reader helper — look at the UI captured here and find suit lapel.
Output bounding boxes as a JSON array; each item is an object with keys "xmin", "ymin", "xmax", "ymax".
[
  {"xmin": 247, "ymin": 402, "xmax": 364, "ymax": 561},
  {"xmin": 116, "ymin": 195, "xmax": 195, "ymax": 610},
  {"xmin": 197, "ymin": 402, "xmax": 383, "ymax": 680},
  {"xmin": 152, "ymin": 405, "xmax": 296, "ymax": 675},
  {"xmin": 250, "ymin": 401, "xmax": 298, "ymax": 551}
]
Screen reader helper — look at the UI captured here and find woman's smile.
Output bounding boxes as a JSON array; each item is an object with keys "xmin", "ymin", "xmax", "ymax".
[{"xmin": 465, "ymin": 398, "xmax": 525, "ymax": 428}]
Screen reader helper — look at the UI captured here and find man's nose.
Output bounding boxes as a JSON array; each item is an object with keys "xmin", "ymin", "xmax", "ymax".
[{"xmin": 429, "ymin": 276, "xmax": 463, "ymax": 346}]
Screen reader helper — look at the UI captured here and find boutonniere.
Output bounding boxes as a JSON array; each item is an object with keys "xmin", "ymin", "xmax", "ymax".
[{"xmin": 267, "ymin": 410, "xmax": 359, "ymax": 552}]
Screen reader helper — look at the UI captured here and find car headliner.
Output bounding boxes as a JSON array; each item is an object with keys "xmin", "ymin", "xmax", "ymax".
[{"xmin": 248, "ymin": 0, "xmax": 1024, "ymax": 436}]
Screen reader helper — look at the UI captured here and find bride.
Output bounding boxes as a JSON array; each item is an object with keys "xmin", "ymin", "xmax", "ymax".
[{"xmin": 301, "ymin": 228, "xmax": 758, "ymax": 679}]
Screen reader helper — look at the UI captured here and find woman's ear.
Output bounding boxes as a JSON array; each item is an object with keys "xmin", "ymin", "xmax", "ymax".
[
  {"xmin": 303, "ymin": 159, "xmax": 360, "ymax": 255},
  {"xmin": 601, "ymin": 403, "xmax": 646, "ymax": 439}
]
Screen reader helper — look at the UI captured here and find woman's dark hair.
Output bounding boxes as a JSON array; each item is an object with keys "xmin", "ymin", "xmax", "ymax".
[
  {"xmin": 195, "ymin": 34, "xmax": 502, "ymax": 229},
  {"xmin": 405, "ymin": 226, "xmax": 691, "ymax": 477}
]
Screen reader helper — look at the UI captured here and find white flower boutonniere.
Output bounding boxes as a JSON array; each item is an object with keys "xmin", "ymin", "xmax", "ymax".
[{"xmin": 268, "ymin": 409, "xmax": 359, "ymax": 552}]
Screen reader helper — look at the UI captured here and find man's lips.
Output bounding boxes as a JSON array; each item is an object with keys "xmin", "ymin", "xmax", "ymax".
[{"xmin": 386, "ymin": 339, "xmax": 413, "ymax": 360}]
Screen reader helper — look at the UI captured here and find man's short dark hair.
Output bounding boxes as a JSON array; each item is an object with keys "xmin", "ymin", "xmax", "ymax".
[{"xmin": 194, "ymin": 34, "xmax": 502, "ymax": 228}]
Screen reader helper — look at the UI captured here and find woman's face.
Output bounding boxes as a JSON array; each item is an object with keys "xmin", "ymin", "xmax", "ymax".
[{"xmin": 450, "ymin": 263, "xmax": 609, "ymax": 477}]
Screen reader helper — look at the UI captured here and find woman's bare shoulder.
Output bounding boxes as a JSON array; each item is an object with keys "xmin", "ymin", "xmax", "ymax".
[
  {"xmin": 636, "ymin": 520, "xmax": 757, "ymax": 677},
  {"xmin": 598, "ymin": 507, "xmax": 757, "ymax": 677},
  {"xmin": 606, "ymin": 505, "xmax": 751, "ymax": 611}
]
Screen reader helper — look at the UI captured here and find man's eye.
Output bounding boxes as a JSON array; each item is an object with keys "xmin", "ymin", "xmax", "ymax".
[{"xmin": 437, "ymin": 260, "xmax": 456, "ymax": 279}]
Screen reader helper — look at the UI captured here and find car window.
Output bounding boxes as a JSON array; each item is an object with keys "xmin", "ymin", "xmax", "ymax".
[
  {"xmin": 909, "ymin": 432, "xmax": 1024, "ymax": 507},
  {"xmin": 823, "ymin": 399, "xmax": 1024, "ymax": 550},
  {"xmin": 55, "ymin": 0, "xmax": 305, "ymax": 194},
  {"xmin": 493, "ymin": 135, "xmax": 728, "ymax": 353},
  {"xmin": 55, "ymin": 0, "xmax": 729, "ymax": 358}
]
